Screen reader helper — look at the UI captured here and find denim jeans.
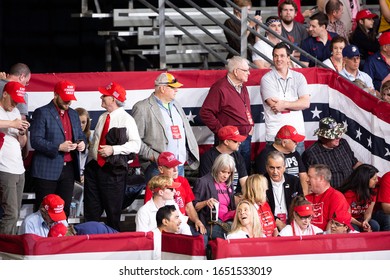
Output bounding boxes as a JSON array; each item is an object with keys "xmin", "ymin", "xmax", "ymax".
[{"xmin": 373, "ymin": 210, "xmax": 390, "ymax": 231}]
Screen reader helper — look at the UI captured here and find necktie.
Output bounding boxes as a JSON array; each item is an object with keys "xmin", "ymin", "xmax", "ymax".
[{"xmin": 97, "ymin": 114, "xmax": 110, "ymax": 167}]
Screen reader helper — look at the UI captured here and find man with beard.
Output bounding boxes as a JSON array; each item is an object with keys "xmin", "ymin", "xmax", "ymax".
[
  {"xmin": 278, "ymin": 0, "xmax": 309, "ymax": 47},
  {"xmin": 30, "ymin": 80, "xmax": 86, "ymax": 217}
]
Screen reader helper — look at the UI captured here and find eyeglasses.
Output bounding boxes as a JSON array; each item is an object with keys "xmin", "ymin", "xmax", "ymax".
[
  {"xmin": 331, "ymin": 220, "xmax": 345, "ymax": 227},
  {"xmin": 237, "ymin": 68, "xmax": 250, "ymax": 73},
  {"xmin": 229, "ymin": 140, "xmax": 238, "ymax": 143},
  {"xmin": 296, "ymin": 213, "xmax": 312, "ymax": 220},
  {"xmin": 167, "ymin": 188, "xmax": 174, "ymax": 192}
]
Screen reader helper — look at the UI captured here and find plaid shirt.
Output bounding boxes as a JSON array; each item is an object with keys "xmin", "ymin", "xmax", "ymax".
[
  {"xmin": 302, "ymin": 138, "xmax": 359, "ymax": 188},
  {"xmin": 327, "ymin": 20, "xmax": 349, "ymax": 42}
]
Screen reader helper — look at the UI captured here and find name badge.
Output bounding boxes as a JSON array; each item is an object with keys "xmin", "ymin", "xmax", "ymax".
[
  {"xmin": 171, "ymin": 125, "xmax": 182, "ymax": 139},
  {"xmin": 246, "ymin": 109, "xmax": 254, "ymax": 125}
]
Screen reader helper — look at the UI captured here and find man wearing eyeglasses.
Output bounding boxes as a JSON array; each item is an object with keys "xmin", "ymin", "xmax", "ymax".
[
  {"xmin": 261, "ymin": 42, "xmax": 310, "ymax": 155},
  {"xmin": 132, "ymin": 72, "xmax": 199, "ymax": 184},
  {"xmin": 200, "ymin": 56, "xmax": 254, "ymax": 175}
]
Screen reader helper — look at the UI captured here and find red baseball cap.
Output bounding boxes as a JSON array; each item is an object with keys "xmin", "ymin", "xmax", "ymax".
[
  {"xmin": 157, "ymin": 151, "xmax": 182, "ymax": 168},
  {"xmin": 54, "ymin": 80, "xmax": 77, "ymax": 102},
  {"xmin": 4, "ymin": 81, "xmax": 26, "ymax": 104},
  {"xmin": 48, "ymin": 223, "xmax": 68, "ymax": 237},
  {"xmin": 294, "ymin": 204, "xmax": 314, "ymax": 216},
  {"xmin": 276, "ymin": 125, "xmax": 305, "ymax": 142},
  {"xmin": 333, "ymin": 211, "xmax": 353, "ymax": 231},
  {"xmin": 379, "ymin": 32, "xmax": 390, "ymax": 46},
  {"xmin": 42, "ymin": 194, "xmax": 67, "ymax": 222},
  {"xmin": 355, "ymin": 9, "xmax": 378, "ymax": 22},
  {"xmin": 98, "ymin": 82, "xmax": 127, "ymax": 102},
  {"xmin": 218, "ymin": 126, "xmax": 247, "ymax": 142}
]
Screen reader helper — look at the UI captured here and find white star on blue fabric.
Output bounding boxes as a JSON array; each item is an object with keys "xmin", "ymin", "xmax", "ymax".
[
  {"xmin": 385, "ymin": 148, "xmax": 390, "ymax": 157},
  {"xmin": 311, "ymin": 106, "xmax": 322, "ymax": 119},
  {"xmin": 356, "ymin": 128, "xmax": 362, "ymax": 140},
  {"xmin": 186, "ymin": 110, "xmax": 197, "ymax": 123},
  {"xmin": 367, "ymin": 137, "xmax": 372, "ymax": 148}
]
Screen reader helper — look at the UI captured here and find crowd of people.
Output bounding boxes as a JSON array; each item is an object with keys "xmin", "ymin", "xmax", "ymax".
[{"xmin": 1, "ymin": 0, "xmax": 390, "ymax": 260}]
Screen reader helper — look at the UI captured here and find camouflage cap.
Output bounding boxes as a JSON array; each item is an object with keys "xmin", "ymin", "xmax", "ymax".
[{"xmin": 314, "ymin": 117, "xmax": 347, "ymax": 139}]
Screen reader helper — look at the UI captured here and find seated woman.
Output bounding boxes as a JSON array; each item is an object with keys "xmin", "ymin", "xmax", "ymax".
[
  {"xmin": 227, "ymin": 200, "xmax": 265, "ymax": 239},
  {"xmin": 278, "ymin": 195, "xmax": 322, "ymax": 236},
  {"xmin": 192, "ymin": 154, "xmax": 236, "ymax": 240},
  {"xmin": 339, "ymin": 164, "xmax": 380, "ymax": 232},
  {"xmin": 243, "ymin": 174, "xmax": 278, "ymax": 237},
  {"xmin": 322, "ymin": 36, "xmax": 347, "ymax": 73}
]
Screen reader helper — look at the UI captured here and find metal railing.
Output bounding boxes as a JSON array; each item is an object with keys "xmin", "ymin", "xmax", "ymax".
[{"xmin": 134, "ymin": 0, "xmax": 329, "ymax": 69}]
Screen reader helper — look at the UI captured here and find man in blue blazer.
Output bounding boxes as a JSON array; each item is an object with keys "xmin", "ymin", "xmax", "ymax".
[{"xmin": 30, "ymin": 80, "xmax": 86, "ymax": 217}]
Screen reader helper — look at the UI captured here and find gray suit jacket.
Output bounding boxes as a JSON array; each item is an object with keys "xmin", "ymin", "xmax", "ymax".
[{"xmin": 132, "ymin": 93, "xmax": 199, "ymax": 170}]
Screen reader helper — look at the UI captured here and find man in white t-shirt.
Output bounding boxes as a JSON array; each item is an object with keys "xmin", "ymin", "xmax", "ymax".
[{"xmin": 0, "ymin": 81, "xmax": 29, "ymax": 235}]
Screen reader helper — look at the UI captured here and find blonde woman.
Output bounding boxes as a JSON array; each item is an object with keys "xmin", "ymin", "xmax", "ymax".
[
  {"xmin": 227, "ymin": 200, "xmax": 264, "ymax": 239},
  {"xmin": 244, "ymin": 174, "xmax": 278, "ymax": 237},
  {"xmin": 279, "ymin": 195, "xmax": 323, "ymax": 236}
]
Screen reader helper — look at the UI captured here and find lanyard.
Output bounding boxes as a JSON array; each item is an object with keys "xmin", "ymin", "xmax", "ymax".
[{"xmin": 277, "ymin": 78, "xmax": 289, "ymax": 98}]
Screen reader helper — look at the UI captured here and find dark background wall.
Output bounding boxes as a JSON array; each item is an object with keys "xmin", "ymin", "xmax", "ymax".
[{"xmin": 0, "ymin": 1, "xmax": 376, "ymax": 73}]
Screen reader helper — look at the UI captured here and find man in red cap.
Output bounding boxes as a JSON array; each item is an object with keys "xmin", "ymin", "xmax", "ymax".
[
  {"xmin": 364, "ymin": 31, "xmax": 390, "ymax": 91},
  {"xmin": 135, "ymin": 175, "xmax": 192, "ymax": 235},
  {"xmin": 30, "ymin": 80, "xmax": 86, "ymax": 218},
  {"xmin": 143, "ymin": 151, "xmax": 206, "ymax": 235},
  {"xmin": 19, "ymin": 194, "xmax": 67, "ymax": 237},
  {"xmin": 84, "ymin": 82, "xmax": 141, "ymax": 231},
  {"xmin": 199, "ymin": 125, "xmax": 248, "ymax": 195},
  {"xmin": 0, "ymin": 81, "xmax": 30, "ymax": 234},
  {"xmin": 255, "ymin": 125, "xmax": 308, "ymax": 194},
  {"xmin": 132, "ymin": 72, "xmax": 199, "ymax": 184}
]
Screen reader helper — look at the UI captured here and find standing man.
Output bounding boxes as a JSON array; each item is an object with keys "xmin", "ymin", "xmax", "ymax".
[
  {"xmin": 279, "ymin": 0, "xmax": 309, "ymax": 47},
  {"xmin": 0, "ymin": 63, "xmax": 31, "ymax": 120},
  {"xmin": 0, "ymin": 82, "xmax": 29, "ymax": 234},
  {"xmin": 325, "ymin": 0, "xmax": 348, "ymax": 41},
  {"xmin": 317, "ymin": 0, "xmax": 360, "ymax": 34},
  {"xmin": 302, "ymin": 117, "xmax": 362, "ymax": 189},
  {"xmin": 30, "ymin": 80, "xmax": 86, "ymax": 217},
  {"xmin": 84, "ymin": 82, "xmax": 141, "ymax": 231},
  {"xmin": 200, "ymin": 56, "xmax": 254, "ymax": 174},
  {"xmin": 260, "ymin": 42, "xmax": 310, "ymax": 155},
  {"xmin": 264, "ymin": 151, "xmax": 303, "ymax": 231},
  {"xmin": 305, "ymin": 164, "xmax": 350, "ymax": 231},
  {"xmin": 300, "ymin": 12, "xmax": 338, "ymax": 67},
  {"xmin": 132, "ymin": 72, "xmax": 199, "ymax": 183}
]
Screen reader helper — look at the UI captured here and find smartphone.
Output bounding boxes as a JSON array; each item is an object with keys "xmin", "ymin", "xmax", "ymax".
[
  {"xmin": 255, "ymin": 10, "xmax": 261, "ymax": 16},
  {"xmin": 76, "ymin": 139, "xmax": 83, "ymax": 144},
  {"xmin": 311, "ymin": 5, "xmax": 318, "ymax": 11}
]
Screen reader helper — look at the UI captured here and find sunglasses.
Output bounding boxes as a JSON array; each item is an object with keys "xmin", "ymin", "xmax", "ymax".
[{"xmin": 296, "ymin": 213, "xmax": 312, "ymax": 220}]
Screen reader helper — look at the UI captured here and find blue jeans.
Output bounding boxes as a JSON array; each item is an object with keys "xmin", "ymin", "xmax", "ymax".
[
  {"xmin": 352, "ymin": 218, "xmax": 380, "ymax": 232},
  {"xmin": 144, "ymin": 162, "xmax": 184, "ymax": 184},
  {"xmin": 373, "ymin": 210, "xmax": 390, "ymax": 231},
  {"xmin": 239, "ymin": 135, "xmax": 252, "ymax": 175}
]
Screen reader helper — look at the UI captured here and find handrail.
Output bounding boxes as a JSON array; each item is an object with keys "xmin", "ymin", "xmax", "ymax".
[{"xmin": 134, "ymin": 0, "xmax": 332, "ymax": 70}]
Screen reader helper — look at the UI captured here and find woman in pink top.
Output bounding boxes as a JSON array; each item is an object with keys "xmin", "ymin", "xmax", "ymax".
[
  {"xmin": 193, "ymin": 154, "xmax": 236, "ymax": 240},
  {"xmin": 339, "ymin": 164, "xmax": 380, "ymax": 232}
]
